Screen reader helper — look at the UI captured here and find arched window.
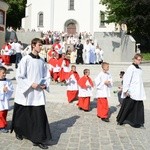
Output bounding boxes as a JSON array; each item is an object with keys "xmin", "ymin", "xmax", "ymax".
[
  {"xmin": 69, "ymin": 0, "xmax": 74, "ymax": 10},
  {"xmin": 0, "ymin": 10, "xmax": 4, "ymax": 25},
  {"xmin": 38, "ymin": 12, "xmax": 43, "ymax": 27},
  {"xmin": 100, "ymin": 11, "xmax": 105, "ymax": 27}
]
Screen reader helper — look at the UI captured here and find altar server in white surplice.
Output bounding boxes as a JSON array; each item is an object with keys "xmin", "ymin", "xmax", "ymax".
[
  {"xmin": 66, "ymin": 65, "xmax": 80, "ymax": 103},
  {"xmin": 117, "ymin": 53, "xmax": 146, "ymax": 128},
  {"xmin": 0, "ymin": 66, "xmax": 14, "ymax": 133},
  {"xmin": 11, "ymin": 38, "xmax": 51, "ymax": 149}
]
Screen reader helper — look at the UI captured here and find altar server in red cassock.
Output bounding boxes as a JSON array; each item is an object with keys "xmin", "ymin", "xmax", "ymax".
[
  {"xmin": 77, "ymin": 69, "xmax": 94, "ymax": 111},
  {"xmin": 48, "ymin": 52, "xmax": 56, "ymax": 80},
  {"xmin": 58, "ymin": 53, "xmax": 70, "ymax": 85},
  {"xmin": 1, "ymin": 42, "xmax": 12, "ymax": 65},
  {"xmin": 95, "ymin": 62, "xmax": 113, "ymax": 122},
  {"xmin": 53, "ymin": 53, "xmax": 61, "ymax": 83},
  {"xmin": 48, "ymin": 48, "xmax": 57, "ymax": 58},
  {"xmin": 0, "ymin": 66, "xmax": 14, "ymax": 133},
  {"xmin": 66, "ymin": 65, "xmax": 80, "ymax": 103}
]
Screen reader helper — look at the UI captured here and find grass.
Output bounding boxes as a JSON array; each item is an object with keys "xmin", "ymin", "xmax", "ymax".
[{"xmin": 142, "ymin": 53, "xmax": 150, "ymax": 61}]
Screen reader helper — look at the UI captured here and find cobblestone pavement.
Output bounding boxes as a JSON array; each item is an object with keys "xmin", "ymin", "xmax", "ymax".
[{"xmin": 0, "ymin": 63, "xmax": 150, "ymax": 150}]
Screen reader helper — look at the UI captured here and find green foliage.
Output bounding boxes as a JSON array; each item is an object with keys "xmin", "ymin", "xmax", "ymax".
[
  {"xmin": 3, "ymin": 0, "xmax": 27, "ymax": 29},
  {"xmin": 101, "ymin": 0, "xmax": 150, "ymax": 36},
  {"xmin": 100, "ymin": 0, "xmax": 150, "ymax": 52},
  {"xmin": 142, "ymin": 53, "xmax": 150, "ymax": 60}
]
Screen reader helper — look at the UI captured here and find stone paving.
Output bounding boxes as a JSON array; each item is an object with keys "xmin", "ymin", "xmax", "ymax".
[{"xmin": 0, "ymin": 63, "xmax": 150, "ymax": 150}]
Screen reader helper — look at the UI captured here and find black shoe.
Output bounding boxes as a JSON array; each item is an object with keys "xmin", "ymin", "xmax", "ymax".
[
  {"xmin": 101, "ymin": 118, "xmax": 110, "ymax": 122},
  {"xmin": 78, "ymin": 107, "xmax": 82, "ymax": 110},
  {"xmin": 83, "ymin": 110, "xmax": 89, "ymax": 112},
  {"xmin": 33, "ymin": 143, "xmax": 48, "ymax": 149},
  {"xmin": 16, "ymin": 134, "xmax": 23, "ymax": 140}
]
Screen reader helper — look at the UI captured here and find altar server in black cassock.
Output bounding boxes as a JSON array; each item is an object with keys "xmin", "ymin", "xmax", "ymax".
[
  {"xmin": 11, "ymin": 38, "xmax": 52, "ymax": 149},
  {"xmin": 117, "ymin": 53, "xmax": 146, "ymax": 128}
]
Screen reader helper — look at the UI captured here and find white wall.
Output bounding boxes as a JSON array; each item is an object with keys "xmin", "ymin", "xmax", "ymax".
[{"xmin": 22, "ymin": 0, "xmax": 115, "ymax": 33}]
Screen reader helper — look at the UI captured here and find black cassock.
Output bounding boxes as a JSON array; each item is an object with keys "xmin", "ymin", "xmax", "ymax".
[
  {"xmin": 116, "ymin": 96, "xmax": 144, "ymax": 128},
  {"xmin": 75, "ymin": 44, "xmax": 84, "ymax": 64}
]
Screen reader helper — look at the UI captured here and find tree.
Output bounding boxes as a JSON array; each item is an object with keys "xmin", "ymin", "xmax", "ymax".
[
  {"xmin": 3, "ymin": 0, "xmax": 27, "ymax": 29},
  {"xmin": 101, "ymin": 0, "xmax": 150, "ymax": 51}
]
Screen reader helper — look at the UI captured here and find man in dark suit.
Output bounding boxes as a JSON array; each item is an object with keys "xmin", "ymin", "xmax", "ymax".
[{"xmin": 75, "ymin": 40, "xmax": 84, "ymax": 64}]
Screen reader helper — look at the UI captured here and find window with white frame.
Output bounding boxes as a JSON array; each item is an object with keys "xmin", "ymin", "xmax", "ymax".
[
  {"xmin": 69, "ymin": 0, "xmax": 74, "ymax": 10},
  {"xmin": 38, "ymin": 12, "xmax": 43, "ymax": 27}
]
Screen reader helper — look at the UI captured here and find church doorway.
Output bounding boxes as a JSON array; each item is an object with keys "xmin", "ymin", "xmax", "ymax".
[
  {"xmin": 67, "ymin": 23, "xmax": 76, "ymax": 35},
  {"xmin": 64, "ymin": 19, "xmax": 78, "ymax": 35}
]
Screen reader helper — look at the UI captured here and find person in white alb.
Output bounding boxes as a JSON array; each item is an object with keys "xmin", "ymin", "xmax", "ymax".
[
  {"xmin": 0, "ymin": 66, "xmax": 14, "ymax": 133},
  {"xmin": 14, "ymin": 41, "xmax": 23, "ymax": 68},
  {"xmin": 117, "ymin": 53, "xmax": 146, "ymax": 128},
  {"xmin": 95, "ymin": 62, "xmax": 113, "ymax": 122},
  {"xmin": 11, "ymin": 38, "xmax": 51, "ymax": 149},
  {"xmin": 65, "ymin": 65, "xmax": 80, "ymax": 103},
  {"xmin": 83, "ymin": 40, "xmax": 91, "ymax": 64}
]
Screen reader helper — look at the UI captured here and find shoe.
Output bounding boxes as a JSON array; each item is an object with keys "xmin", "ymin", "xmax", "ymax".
[
  {"xmin": 78, "ymin": 107, "xmax": 82, "ymax": 110},
  {"xmin": 33, "ymin": 143, "xmax": 48, "ymax": 149},
  {"xmin": 83, "ymin": 110, "xmax": 89, "ymax": 112},
  {"xmin": 101, "ymin": 118, "xmax": 110, "ymax": 122},
  {"xmin": 0, "ymin": 128, "xmax": 9, "ymax": 133},
  {"xmin": 16, "ymin": 134, "xmax": 23, "ymax": 140}
]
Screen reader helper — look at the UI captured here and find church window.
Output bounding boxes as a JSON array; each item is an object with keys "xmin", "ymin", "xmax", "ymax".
[
  {"xmin": 0, "ymin": 10, "xmax": 4, "ymax": 25},
  {"xmin": 69, "ymin": 0, "xmax": 75, "ymax": 10},
  {"xmin": 100, "ymin": 11, "xmax": 105, "ymax": 27},
  {"xmin": 38, "ymin": 12, "xmax": 43, "ymax": 27}
]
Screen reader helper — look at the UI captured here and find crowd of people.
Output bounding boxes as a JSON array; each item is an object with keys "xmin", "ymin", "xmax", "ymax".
[
  {"xmin": 1, "ymin": 31, "xmax": 104, "ymax": 67},
  {"xmin": 0, "ymin": 36, "xmax": 146, "ymax": 149}
]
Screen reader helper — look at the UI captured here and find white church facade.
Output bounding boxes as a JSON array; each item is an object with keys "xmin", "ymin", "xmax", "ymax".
[{"xmin": 22, "ymin": 0, "xmax": 115, "ymax": 34}]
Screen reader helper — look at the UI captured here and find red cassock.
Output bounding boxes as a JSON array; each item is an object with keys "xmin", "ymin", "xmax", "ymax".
[
  {"xmin": 0, "ymin": 110, "xmax": 8, "ymax": 128},
  {"xmin": 48, "ymin": 50, "xmax": 57, "ymax": 57},
  {"xmin": 2, "ymin": 44, "xmax": 12, "ymax": 65},
  {"xmin": 77, "ymin": 76, "xmax": 94, "ymax": 111},
  {"xmin": 48, "ymin": 57, "xmax": 56, "ymax": 79},
  {"xmin": 66, "ymin": 71, "xmax": 80, "ymax": 103},
  {"xmin": 58, "ymin": 58, "xmax": 70, "ymax": 82},
  {"xmin": 97, "ymin": 97, "xmax": 109, "ymax": 118},
  {"xmin": 53, "ymin": 58, "xmax": 60, "ymax": 82},
  {"xmin": 52, "ymin": 43, "xmax": 61, "ymax": 54}
]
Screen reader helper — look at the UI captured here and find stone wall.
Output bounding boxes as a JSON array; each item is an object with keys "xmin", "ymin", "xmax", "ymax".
[
  {"xmin": 94, "ymin": 32, "xmax": 135, "ymax": 62},
  {"xmin": 16, "ymin": 31, "xmax": 42, "ymax": 45},
  {"xmin": 0, "ymin": 32, "xmax": 5, "ymax": 49}
]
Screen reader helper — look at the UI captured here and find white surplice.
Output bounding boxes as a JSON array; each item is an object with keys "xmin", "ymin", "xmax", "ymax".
[
  {"xmin": 15, "ymin": 55, "xmax": 50, "ymax": 106},
  {"xmin": 95, "ymin": 71, "xmax": 113, "ymax": 98},
  {"xmin": 66, "ymin": 74, "xmax": 78, "ymax": 91},
  {"xmin": 78, "ymin": 80, "xmax": 93, "ymax": 97},
  {"xmin": 121, "ymin": 64, "xmax": 146, "ymax": 101},
  {"xmin": 0, "ymin": 79, "xmax": 14, "ymax": 110}
]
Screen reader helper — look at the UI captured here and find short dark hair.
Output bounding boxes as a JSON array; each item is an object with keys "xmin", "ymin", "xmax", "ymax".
[
  {"xmin": 120, "ymin": 71, "xmax": 125, "ymax": 76},
  {"xmin": 31, "ymin": 38, "xmax": 42, "ymax": 50},
  {"xmin": 0, "ymin": 66, "xmax": 7, "ymax": 72}
]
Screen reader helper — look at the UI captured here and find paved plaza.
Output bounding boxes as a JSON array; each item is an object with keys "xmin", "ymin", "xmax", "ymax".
[{"xmin": 0, "ymin": 62, "xmax": 150, "ymax": 150}]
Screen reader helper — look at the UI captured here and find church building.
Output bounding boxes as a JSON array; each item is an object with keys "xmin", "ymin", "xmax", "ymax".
[{"xmin": 22, "ymin": 0, "xmax": 115, "ymax": 34}]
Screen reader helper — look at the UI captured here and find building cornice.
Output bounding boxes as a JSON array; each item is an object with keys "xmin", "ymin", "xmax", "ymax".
[{"xmin": 0, "ymin": 1, "xmax": 9, "ymax": 11}]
